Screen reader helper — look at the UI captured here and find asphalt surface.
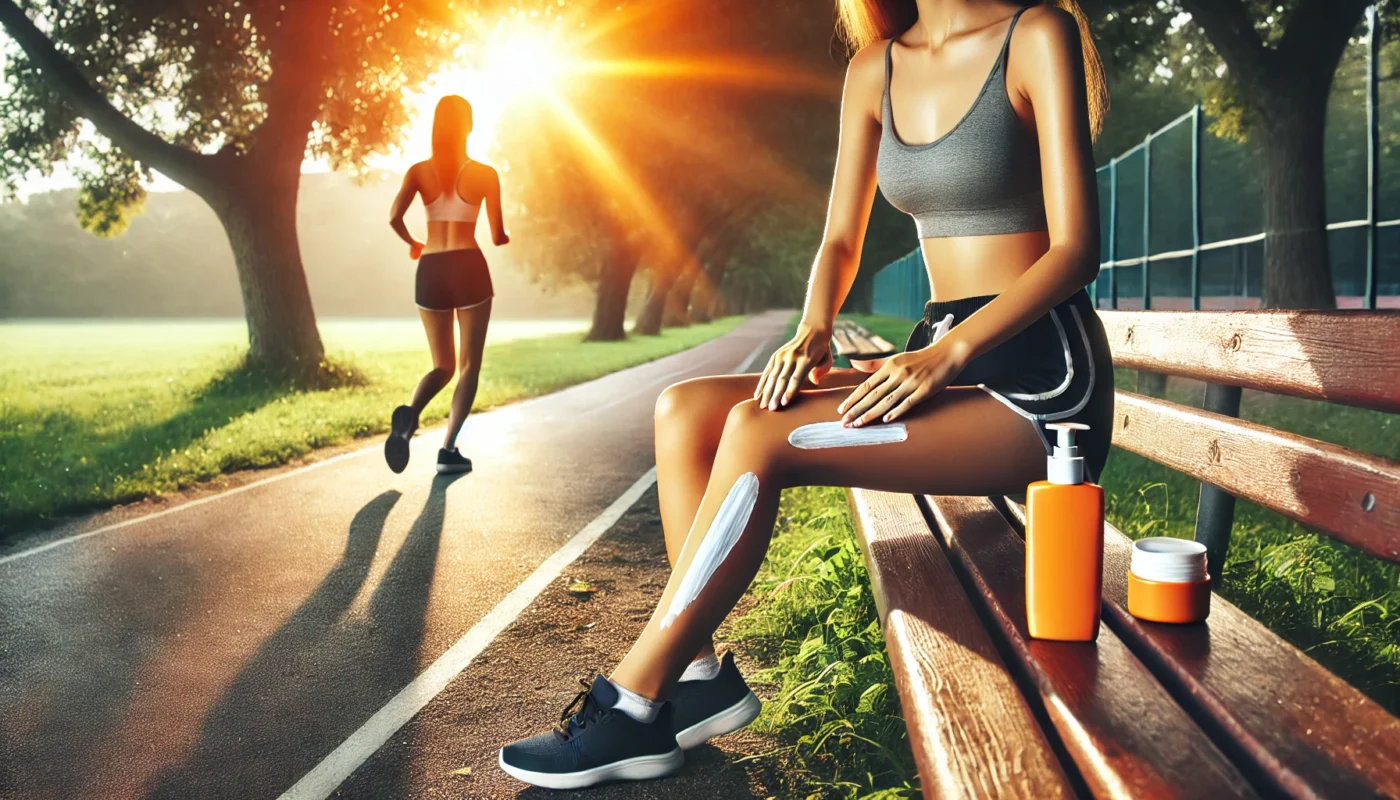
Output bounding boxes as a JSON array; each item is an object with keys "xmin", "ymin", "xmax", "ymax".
[{"xmin": 0, "ymin": 312, "xmax": 790, "ymax": 800}]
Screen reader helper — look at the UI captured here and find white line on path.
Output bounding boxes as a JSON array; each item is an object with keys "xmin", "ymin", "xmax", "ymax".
[
  {"xmin": 278, "ymin": 335, "xmax": 778, "ymax": 799},
  {"xmin": 276, "ymin": 467, "xmax": 658, "ymax": 800}
]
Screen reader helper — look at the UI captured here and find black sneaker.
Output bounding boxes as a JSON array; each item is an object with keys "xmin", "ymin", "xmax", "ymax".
[
  {"xmin": 498, "ymin": 675, "xmax": 684, "ymax": 789},
  {"xmin": 669, "ymin": 652, "xmax": 762, "ymax": 750},
  {"xmin": 436, "ymin": 447, "xmax": 472, "ymax": 474},
  {"xmin": 384, "ymin": 405, "xmax": 416, "ymax": 473}
]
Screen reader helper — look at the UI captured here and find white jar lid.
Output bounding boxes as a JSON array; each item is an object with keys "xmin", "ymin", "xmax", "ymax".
[{"xmin": 1131, "ymin": 537, "xmax": 1208, "ymax": 583}]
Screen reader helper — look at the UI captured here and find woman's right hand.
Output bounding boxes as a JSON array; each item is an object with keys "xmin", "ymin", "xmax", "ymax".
[
  {"xmin": 409, "ymin": 241, "xmax": 425, "ymax": 260},
  {"xmin": 755, "ymin": 322, "xmax": 834, "ymax": 410}
]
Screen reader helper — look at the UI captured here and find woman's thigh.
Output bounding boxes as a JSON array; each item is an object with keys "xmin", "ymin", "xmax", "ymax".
[
  {"xmin": 724, "ymin": 386, "xmax": 1049, "ymax": 498},
  {"xmin": 418, "ymin": 308, "xmax": 455, "ymax": 370},
  {"xmin": 455, "ymin": 299, "xmax": 492, "ymax": 369}
]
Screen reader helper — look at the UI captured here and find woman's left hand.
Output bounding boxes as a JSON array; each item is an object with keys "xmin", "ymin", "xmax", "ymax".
[{"xmin": 837, "ymin": 345, "xmax": 965, "ymax": 426}]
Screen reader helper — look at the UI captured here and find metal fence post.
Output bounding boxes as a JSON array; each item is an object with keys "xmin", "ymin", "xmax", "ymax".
[
  {"xmin": 1192, "ymin": 104, "xmax": 1203, "ymax": 311},
  {"xmin": 1108, "ymin": 159, "xmax": 1118, "ymax": 309},
  {"xmin": 1367, "ymin": 3, "xmax": 1381, "ymax": 310},
  {"xmin": 1142, "ymin": 133, "xmax": 1153, "ymax": 310}
]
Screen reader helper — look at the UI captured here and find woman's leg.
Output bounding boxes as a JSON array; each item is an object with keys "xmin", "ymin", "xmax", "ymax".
[
  {"xmin": 442, "ymin": 299, "xmax": 492, "ymax": 450},
  {"xmin": 653, "ymin": 369, "xmax": 868, "ymax": 662},
  {"xmin": 609, "ymin": 385, "xmax": 1047, "ymax": 699},
  {"xmin": 412, "ymin": 308, "xmax": 457, "ymax": 416}
]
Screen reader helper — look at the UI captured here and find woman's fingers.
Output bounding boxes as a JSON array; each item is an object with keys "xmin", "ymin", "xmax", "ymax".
[
  {"xmin": 755, "ymin": 352, "xmax": 782, "ymax": 401},
  {"xmin": 778, "ymin": 354, "xmax": 809, "ymax": 407},
  {"xmin": 857, "ymin": 381, "xmax": 913, "ymax": 426},
  {"xmin": 767, "ymin": 354, "xmax": 797, "ymax": 410},
  {"xmin": 884, "ymin": 383, "xmax": 932, "ymax": 423},
  {"xmin": 840, "ymin": 374, "xmax": 896, "ymax": 425}
]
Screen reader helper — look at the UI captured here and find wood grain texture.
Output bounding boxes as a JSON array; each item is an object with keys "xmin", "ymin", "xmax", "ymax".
[
  {"xmin": 1099, "ymin": 310, "xmax": 1400, "ymax": 412},
  {"xmin": 1001, "ymin": 498, "xmax": 1400, "ymax": 799},
  {"xmin": 1114, "ymin": 390, "xmax": 1400, "ymax": 561},
  {"xmin": 834, "ymin": 320, "xmax": 896, "ymax": 358},
  {"xmin": 846, "ymin": 489, "xmax": 1072, "ymax": 800},
  {"xmin": 925, "ymin": 495, "xmax": 1254, "ymax": 800}
]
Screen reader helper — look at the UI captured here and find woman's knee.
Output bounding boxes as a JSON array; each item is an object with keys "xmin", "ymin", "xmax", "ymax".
[
  {"xmin": 717, "ymin": 399, "xmax": 787, "ymax": 474},
  {"xmin": 655, "ymin": 377, "xmax": 735, "ymax": 433}
]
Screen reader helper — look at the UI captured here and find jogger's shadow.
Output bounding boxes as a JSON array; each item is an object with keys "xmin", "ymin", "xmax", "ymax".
[{"xmin": 148, "ymin": 474, "xmax": 466, "ymax": 798}]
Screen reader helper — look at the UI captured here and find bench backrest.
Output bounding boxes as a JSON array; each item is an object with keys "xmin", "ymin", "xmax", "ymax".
[{"xmin": 1099, "ymin": 309, "xmax": 1400, "ymax": 563}]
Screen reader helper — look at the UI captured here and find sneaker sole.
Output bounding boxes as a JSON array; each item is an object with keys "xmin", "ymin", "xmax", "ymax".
[
  {"xmin": 435, "ymin": 462, "xmax": 472, "ymax": 474},
  {"xmin": 384, "ymin": 406, "xmax": 415, "ymax": 474},
  {"xmin": 675, "ymin": 691, "xmax": 762, "ymax": 750},
  {"xmin": 497, "ymin": 746, "xmax": 683, "ymax": 789}
]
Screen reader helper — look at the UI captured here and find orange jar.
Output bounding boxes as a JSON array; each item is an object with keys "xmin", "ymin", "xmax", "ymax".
[{"xmin": 1126, "ymin": 538, "xmax": 1211, "ymax": 624}]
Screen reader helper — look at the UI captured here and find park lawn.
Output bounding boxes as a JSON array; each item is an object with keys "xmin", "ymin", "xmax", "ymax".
[
  {"xmin": 728, "ymin": 485, "xmax": 918, "ymax": 799},
  {"xmin": 845, "ymin": 312, "xmax": 1400, "ymax": 715},
  {"xmin": 0, "ymin": 316, "xmax": 743, "ymax": 537}
]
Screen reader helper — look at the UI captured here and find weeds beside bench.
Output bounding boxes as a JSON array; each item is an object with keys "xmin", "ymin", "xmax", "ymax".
[{"xmin": 847, "ymin": 308, "xmax": 1400, "ymax": 798}]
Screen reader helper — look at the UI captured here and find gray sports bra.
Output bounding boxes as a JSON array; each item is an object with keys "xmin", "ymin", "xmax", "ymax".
[{"xmin": 876, "ymin": 8, "xmax": 1047, "ymax": 239}]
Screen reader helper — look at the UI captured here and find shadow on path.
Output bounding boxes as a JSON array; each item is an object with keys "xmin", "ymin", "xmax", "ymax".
[{"xmin": 147, "ymin": 474, "xmax": 462, "ymax": 798}]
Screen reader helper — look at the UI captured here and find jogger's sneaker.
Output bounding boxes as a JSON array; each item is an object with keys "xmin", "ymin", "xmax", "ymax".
[
  {"xmin": 384, "ymin": 405, "xmax": 416, "ymax": 473},
  {"xmin": 436, "ymin": 447, "xmax": 472, "ymax": 474},
  {"xmin": 498, "ymin": 675, "xmax": 683, "ymax": 789},
  {"xmin": 669, "ymin": 651, "xmax": 762, "ymax": 750}
]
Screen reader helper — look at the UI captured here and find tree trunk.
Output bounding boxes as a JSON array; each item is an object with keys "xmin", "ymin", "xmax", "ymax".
[
  {"xmin": 634, "ymin": 268, "xmax": 675, "ymax": 336},
  {"xmin": 208, "ymin": 159, "xmax": 326, "ymax": 380},
  {"xmin": 588, "ymin": 248, "xmax": 638, "ymax": 341},
  {"xmin": 1257, "ymin": 90, "xmax": 1337, "ymax": 309},
  {"xmin": 662, "ymin": 265, "xmax": 699, "ymax": 328}
]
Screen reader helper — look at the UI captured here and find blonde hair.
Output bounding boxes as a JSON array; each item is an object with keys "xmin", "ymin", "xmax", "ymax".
[{"xmin": 836, "ymin": 0, "xmax": 1108, "ymax": 137}]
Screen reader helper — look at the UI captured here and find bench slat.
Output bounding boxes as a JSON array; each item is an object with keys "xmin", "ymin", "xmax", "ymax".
[
  {"xmin": 1100, "ymin": 310, "xmax": 1400, "ymax": 413},
  {"xmin": 1113, "ymin": 390, "xmax": 1400, "ymax": 561},
  {"xmin": 1002, "ymin": 500, "xmax": 1400, "ymax": 798},
  {"xmin": 847, "ymin": 489, "xmax": 1073, "ymax": 799},
  {"xmin": 925, "ymin": 495, "xmax": 1255, "ymax": 800}
]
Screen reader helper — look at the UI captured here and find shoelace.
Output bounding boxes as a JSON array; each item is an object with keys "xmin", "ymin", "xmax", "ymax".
[{"xmin": 553, "ymin": 678, "xmax": 602, "ymax": 741}]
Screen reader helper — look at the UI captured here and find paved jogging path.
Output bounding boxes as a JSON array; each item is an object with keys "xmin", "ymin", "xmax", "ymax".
[{"xmin": 0, "ymin": 312, "xmax": 789, "ymax": 800}]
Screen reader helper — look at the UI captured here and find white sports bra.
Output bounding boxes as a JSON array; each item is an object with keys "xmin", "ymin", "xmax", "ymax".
[{"xmin": 423, "ymin": 163, "xmax": 481, "ymax": 224}]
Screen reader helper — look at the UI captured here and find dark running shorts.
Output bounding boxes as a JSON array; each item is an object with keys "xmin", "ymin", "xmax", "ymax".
[
  {"xmin": 416, "ymin": 248, "xmax": 493, "ymax": 311},
  {"xmin": 904, "ymin": 289, "xmax": 1115, "ymax": 482}
]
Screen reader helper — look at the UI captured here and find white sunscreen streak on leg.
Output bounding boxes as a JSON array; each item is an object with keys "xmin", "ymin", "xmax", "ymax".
[
  {"xmin": 660, "ymin": 472, "xmax": 759, "ymax": 630},
  {"xmin": 787, "ymin": 421, "xmax": 908, "ymax": 450}
]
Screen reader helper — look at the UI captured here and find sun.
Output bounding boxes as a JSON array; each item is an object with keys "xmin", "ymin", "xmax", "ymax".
[
  {"xmin": 481, "ymin": 30, "xmax": 572, "ymax": 98},
  {"xmin": 384, "ymin": 20, "xmax": 574, "ymax": 168}
]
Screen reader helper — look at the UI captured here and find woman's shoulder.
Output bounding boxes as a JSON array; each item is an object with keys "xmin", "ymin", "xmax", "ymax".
[{"xmin": 1008, "ymin": 3, "xmax": 1082, "ymax": 57}]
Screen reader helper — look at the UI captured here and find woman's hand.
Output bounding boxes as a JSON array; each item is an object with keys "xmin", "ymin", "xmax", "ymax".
[
  {"xmin": 838, "ymin": 343, "xmax": 966, "ymax": 426},
  {"xmin": 409, "ymin": 241, "xmax": 425, "ymax": 260},
  {"xmin": 494, "ymin": 231, "xmax": 511, "ymax": 247},
  {"xmin": 755, "ymin": 322, "xmax": 834, "ymax": 410}
]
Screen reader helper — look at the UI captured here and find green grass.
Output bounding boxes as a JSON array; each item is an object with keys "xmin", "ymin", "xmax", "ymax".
[
  {"xmin": 0, "ymin": 316, "xmax": 743, "ymax": 536},
  {"xmin": 846, "ymin": 312, "xmax": 1400, "ymax": 715},
  {"xmin": 730, "ymin": 486, "xmax": 919, "ymax": 800}
]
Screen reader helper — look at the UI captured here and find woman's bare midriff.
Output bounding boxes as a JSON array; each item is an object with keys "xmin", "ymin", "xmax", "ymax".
[
  {"xmin": 919, "ymin": 229, "xmax": 1051, "ymax": 301},
  {"xmin": 422, "ymin": 219, "xmax": 481, "ymax": 254}
]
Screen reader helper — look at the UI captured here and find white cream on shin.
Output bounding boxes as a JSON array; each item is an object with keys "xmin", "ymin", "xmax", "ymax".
[
  {"xmin": 787, "ymin": 421, "xmax": 908, "ymax": 450},
  {"xmin": 660, "ymin": 472, "xmax": 759, "ymax": 630}
]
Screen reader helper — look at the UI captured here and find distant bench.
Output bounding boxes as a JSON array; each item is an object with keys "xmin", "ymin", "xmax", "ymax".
[
  {"xmin": 832, "ymin": 319, "xmax": 898, "ymax": 363},
  {"xmin": 846, "ymin": 309, "xmax": 1400, "ymax": 798}
]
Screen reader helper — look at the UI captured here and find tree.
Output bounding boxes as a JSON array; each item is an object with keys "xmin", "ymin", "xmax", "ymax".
[
  {"xmin": 1092, "ymin": 0, "xmax": 1377, "ymax": 309},
  {"xmin": 0, "ymin": 1, "xmax": 460, "ymax": 379}
]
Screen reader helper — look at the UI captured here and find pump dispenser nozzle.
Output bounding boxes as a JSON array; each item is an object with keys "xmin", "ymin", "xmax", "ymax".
[{"xmin": 1045, "ymin": 422, "xmax": 1089, "ymax": 485}]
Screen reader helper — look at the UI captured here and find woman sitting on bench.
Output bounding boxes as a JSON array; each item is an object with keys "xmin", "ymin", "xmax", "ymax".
[{"xmin": 499, "ymin": 0, "xmax": 1115, "ymax": 788}]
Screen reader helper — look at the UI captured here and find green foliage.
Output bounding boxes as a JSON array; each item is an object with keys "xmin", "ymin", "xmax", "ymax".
[
  {"xmin": 0, "ymin": 316, "xmax": 742, "ymax": 536},
  {"xmin": 1, "ymin": 0, "xmax": 462, "ymax": 198},
  {"xmin": 73, "ymin": 147, "xmax": 149, "ymax": 236},
  {"xmin": 731, "ymin": 486, "xmax": 919, "ymax": 799}
]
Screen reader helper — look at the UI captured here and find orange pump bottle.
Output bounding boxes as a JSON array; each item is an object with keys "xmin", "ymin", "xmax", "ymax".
[{"xmin": 1026, "ymin": 422, "xmax": 1103, "ymax": 641}]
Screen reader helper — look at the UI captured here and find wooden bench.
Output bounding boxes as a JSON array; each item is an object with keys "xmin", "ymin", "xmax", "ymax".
[
  {"xmin": 847, "ymin": 309, "xmax": 1400, "ymax": 798},
  {"xmin": 833, "ymin": 318, "xmax": 898, "ymax": 362}
]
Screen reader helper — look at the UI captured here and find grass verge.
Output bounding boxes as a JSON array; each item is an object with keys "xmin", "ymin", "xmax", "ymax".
[
  {"xmin": 844, "ymin": 312, "xmax": 1400, "ymax": 715},
  {"xmin": 0, "ymin": 317, "xmax": 743, "ymax": 536},
  {"xmin": 729, "ymin": 486, "xmax": 919, "ymax": 799}
]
